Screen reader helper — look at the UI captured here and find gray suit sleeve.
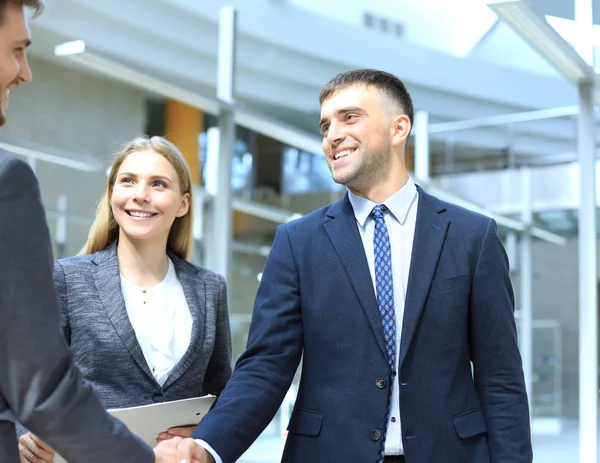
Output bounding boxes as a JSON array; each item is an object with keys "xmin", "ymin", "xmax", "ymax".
[
  {"xmin": 0, "ymin": 157, "xmax": 154, "ymax": 463},
  {"xmin": 16, "ymin": 261, "xmax": 71, "ymax": 439},
  {"xmin": 202, "ymin": 274, "xmax": 233, "ymax": 396},
  {"xmin": 53, "ymin": 260, "xmax": 71, "ymax": 343}
]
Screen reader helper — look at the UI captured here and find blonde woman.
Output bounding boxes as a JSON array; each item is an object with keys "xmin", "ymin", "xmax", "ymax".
[{"xmin": 19, "ymin": 136, "xmax": 232, "ymax": 463}]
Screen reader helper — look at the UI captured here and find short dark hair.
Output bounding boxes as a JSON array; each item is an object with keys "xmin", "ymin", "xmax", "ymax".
[
  {"xmin": 0, "ymin": 0, "xmax": 44, "ymax": 25},
  {"xmin": 319, "ymin": 68, "xmax": 414, "ymax": 130}
]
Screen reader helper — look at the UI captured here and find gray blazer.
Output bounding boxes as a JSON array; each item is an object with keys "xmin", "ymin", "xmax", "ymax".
[
  {"xmin": 54, "ymin": 242, "xmax": 232, "ymax": 409},
  {"xmin": 0, "ymin": 152, "xmax": 153, "ymax": 463}
]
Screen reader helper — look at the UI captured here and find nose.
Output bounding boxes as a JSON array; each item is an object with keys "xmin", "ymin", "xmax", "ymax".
[
  {"xmin": 325, "ymin": 121, "xmax": 345, "ymax": 148},
  {"xmin": 133, "ymin": 184, "xmax": 149, "ymax": 203},
  {"xmin": 18, "ymin": 55, "xmax": 32, "ymax": 83}
]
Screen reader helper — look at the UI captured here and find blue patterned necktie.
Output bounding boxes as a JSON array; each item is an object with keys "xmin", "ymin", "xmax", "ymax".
[{"xmin": 372, "ymin": 204, "xmax": 396, "ymax": 463}]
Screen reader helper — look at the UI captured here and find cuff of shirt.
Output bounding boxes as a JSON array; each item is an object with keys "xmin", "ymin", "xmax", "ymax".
[{"xmin": 194, "ymin": 439, "xmax": 222, "ymax": 463}]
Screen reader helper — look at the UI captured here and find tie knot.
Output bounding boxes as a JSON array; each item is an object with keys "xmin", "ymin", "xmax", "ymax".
[{"xmin": 372, "ymin": 204, "xmax": 388, "ymax": 219}]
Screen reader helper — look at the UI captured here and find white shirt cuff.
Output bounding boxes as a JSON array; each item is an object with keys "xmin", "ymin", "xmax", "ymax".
[{"xmin": 194, "ymin": 439, "xmax": 222, "ymax": 463}]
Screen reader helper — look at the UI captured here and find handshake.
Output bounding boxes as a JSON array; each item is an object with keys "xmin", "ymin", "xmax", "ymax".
[
  {"xmin": 19, "ymin": 428, "xmax": 215, "ymax": 463},
  {"xmin": 153, "ymin": 436, "xmax": 214, "ymax": 463}
]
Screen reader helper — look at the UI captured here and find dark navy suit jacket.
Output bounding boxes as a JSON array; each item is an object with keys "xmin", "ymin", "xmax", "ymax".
[{"xmin": 194, "ymin": 186, "xmax": 532, "ymax": 463}]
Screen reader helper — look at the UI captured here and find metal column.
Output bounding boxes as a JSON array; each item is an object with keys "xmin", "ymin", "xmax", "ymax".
[
  {"xmin": 204, "ymin": 6, "xmax": 237, "ymax": 280},
  {"xmin": 578, "ymin": 81, "xmax": 597, "ymax": 463},
  {"xmin": 55, "ymin": 195, "xmax": 68, "ymax": 259},
  {"xmin": 505, "ymin": 232, "xmax": 518, "ymax": 272},
  {"xmin": 519, "ymin": 166, "xmax": 533, "ymax": 416},
  {"xmin": 27, "ymin": 157, "xmax": 37, "ymax": 175},
  {"xmin": 192, "ymin": 185, "xmax": 205, "ymax": 264},
  {"xmin": 414, "ymin": 110, "xmax": 430, "ymax": 180},
  {"xmin": 575, "ymin": 0, "xmax": 597, "ymax": 459}
]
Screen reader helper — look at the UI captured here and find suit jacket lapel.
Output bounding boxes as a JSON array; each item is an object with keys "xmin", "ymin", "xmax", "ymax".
[
  {"xmin": 162, "ymin": 256, "xmax": 205, "ymax": 389},
  {"xmin": 323, "ymin": 195, "xmax": 388, "ymax": 360},
  {"xmin": 92, "ymin": 243, "xmax": 155, "ymax": 381},
  {"xmin": 399, "ymin": 187, "xmax": 449, "ymax": 369}
]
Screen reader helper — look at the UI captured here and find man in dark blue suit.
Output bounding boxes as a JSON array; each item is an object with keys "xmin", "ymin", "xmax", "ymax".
[{"xmin": 185, "ymin": 69, "xmax": 532, "ymax": 463}]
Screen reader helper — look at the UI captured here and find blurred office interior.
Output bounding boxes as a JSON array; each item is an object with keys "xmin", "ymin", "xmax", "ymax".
[{"xmin": 5, "ymin": 0, "xmax": 600, "ymax": 461}]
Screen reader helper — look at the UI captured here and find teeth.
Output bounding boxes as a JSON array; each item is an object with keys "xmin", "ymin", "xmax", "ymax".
[
  {"xmin": 334, "ymin": 149, "xmax": 353, "ymax": 160},
  {"xmin": 129, "ymin": 211, "xmax": 153, "ymax": 218}
]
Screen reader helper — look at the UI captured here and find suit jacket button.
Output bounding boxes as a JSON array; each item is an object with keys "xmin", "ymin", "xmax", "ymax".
[
  {"xmin": 376, "ymin": 378, "xmax": 386, "ymax": 389},
  {"xmin": 370, "ymin": 429, "xmax": 382, "ymax": 441},
  {"xmin": 152, "ymin": 393, "xmax": 164, "ymax": 403}
]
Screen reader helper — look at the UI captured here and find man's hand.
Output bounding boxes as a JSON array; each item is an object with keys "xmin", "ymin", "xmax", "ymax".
[
  {"xmin": 176, "ymin": 438, "xmax": 215, "ymax": 463},
  {"xmin": 156, "ymin": 425, "xmax": 196, "ymax": 443},
  {"xmin": 153, "ymin": 436, "xmax": 182, "ymax": 463},
  {"xmin": 19, "ymin": 432, "xmax": 55, "ymax": 462}
]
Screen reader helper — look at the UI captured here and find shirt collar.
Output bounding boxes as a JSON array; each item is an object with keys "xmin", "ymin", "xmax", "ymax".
[{"xmin": 348, "ymin": 177, "xmax": 418, "ymax": 227}]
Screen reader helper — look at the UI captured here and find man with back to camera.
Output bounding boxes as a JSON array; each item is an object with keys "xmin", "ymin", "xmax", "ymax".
[
  {"xmin": 175, "ymin": 68, "xmax": 533, "ymax": 463},
  {"xmin": 0, "ymin": 1, "xmax": 198, "ymax": 462}
]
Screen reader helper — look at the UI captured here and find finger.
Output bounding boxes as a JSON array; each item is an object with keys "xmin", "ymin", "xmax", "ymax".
[
  {"xmin": 156, "ymin": 436, "xmax": 181, "ymax": 447},
  {"xmin": 154, "ymin": 438, "xmax": 184, "ymax": 462},
  {"xmin": 20, "ymin": 435, "xmax": 40, "ymax": 456},
  {"xmin": 157, "ymin": 432, "xmax": 171, "ymax": 441},
  {"xmin": 19, "ymin": 442, "xmax": 36, "ymax": 463},
  {"xmin": 176, "ymin": 438, "xmax": 202, "ymax": 463},
  {"xmin": 167, "ymin": 426, "xmax": 195, "ymax": 438},
  {"xmin": 31, "ymin": 435, "xmax": 54, "ymax": 455},
  {"xmin": 18, "ymin": 432, "xmax": 32, "ymax": 447},
  {"xmin": 21, "ymin": 435, "xmax": 54, "ymax": 462}
]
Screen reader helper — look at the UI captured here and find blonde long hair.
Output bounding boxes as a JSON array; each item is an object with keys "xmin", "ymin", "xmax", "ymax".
[{"xmin": 80, "ymin": 136, "xmax": 194, "ymax": 260}]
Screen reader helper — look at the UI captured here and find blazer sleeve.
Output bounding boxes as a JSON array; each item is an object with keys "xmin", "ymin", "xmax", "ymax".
[
  {"xmin": 202, "ymin": 274, "xmax": 233, "ymax": 396},
  {"xmin": 0, "ymin": 156, "xmax": 153, "ymax": 463},
  {"xmin": 53, "ymin": 260, "xmax": 71, "ymax": 344},
  {"xmin": 16, "ymin": 260, "xmax": 71, "ymax": 439},
  {"xmin": 192, "ymin": 224, "xmax": 304, "ymax": 462},
  {"xmin": 469, "ymin": 218, "xmax": 533, "ymax": 462}
]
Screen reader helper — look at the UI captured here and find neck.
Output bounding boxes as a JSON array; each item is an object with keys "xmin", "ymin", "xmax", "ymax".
[
  {"xmin": 117, "ymin": 233, "xmax": 170, "ymax": 287},
  {"xmin": 350, "ymin": 166, "xmax": 409, "ymax": 204}
]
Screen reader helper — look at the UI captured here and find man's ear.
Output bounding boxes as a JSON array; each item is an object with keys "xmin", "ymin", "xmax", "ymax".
[{"xmin": 391, "ymin": 114, "xmax": 411, "ymax": 148}]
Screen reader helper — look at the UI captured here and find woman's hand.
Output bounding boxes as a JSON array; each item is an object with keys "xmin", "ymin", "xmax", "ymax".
[
  {"xmin": 156, "ymin": 425, "xmax": 196, "ymax": 443},
  {"xmin": 19, "ymin": 432, "xmax": 55, "ymax": 462}
]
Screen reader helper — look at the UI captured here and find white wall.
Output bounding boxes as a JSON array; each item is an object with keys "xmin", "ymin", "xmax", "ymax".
[{"xmin": 3, "ymin": 57, "xmax": 147, "ymax": 158}]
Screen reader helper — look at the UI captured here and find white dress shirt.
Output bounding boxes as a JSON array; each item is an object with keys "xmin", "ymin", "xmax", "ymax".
[
  {"xmin": 120, "ymin": 258, "xmax": 192, "ymax": 386},
  {"xmin": 348, "ymin": 177, "xmax": 419, "ymax": 456}
]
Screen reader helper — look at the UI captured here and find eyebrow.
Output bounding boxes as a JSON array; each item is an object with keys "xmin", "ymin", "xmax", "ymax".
[
  {"xmin": 118, "ymin": 172, "xmax": 173, "ymax": 183},
  {"xmin": 319, "ymin": 106, "xmax": 366, "ymax": 128}
]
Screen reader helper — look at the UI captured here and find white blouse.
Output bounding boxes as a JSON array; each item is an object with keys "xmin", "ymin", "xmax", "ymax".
[{"xmin": 120, "ymin": 258, "xmax": 192, "ymax": 387}]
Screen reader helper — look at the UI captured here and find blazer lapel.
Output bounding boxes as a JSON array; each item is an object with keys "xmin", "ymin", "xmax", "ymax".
[
  {"xmin": 323, "ymin": 195, "xmax": 388, "ymax": 360},
  {"xmin": 162, "ymin": 256, "xmax": 206, "ymax": 389},
  {"xmin": 399, "ymin": 187, "xmax": 449, "ymax": 369},
  {"xmin": 92, "ymin": 243, "xmax": 155, "ymax": 380}
]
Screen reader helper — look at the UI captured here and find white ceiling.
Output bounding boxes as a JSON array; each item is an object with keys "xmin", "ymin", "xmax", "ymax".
[{"xmin": 28, "ymin": 0, "xmax": 600, "ymax": 168}]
